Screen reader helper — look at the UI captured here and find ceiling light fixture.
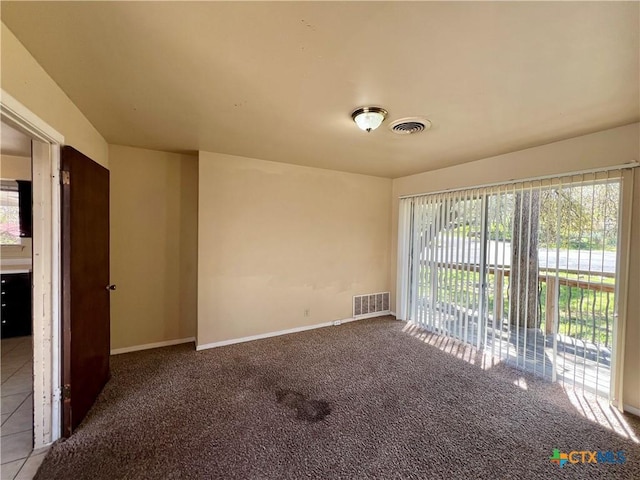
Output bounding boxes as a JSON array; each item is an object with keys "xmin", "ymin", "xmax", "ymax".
[{"xmin": 351, "ymin": 106, "xmax": 388, "ymax": 132}]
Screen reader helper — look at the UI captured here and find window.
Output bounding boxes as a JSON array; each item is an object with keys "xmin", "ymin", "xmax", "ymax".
[
  {"xmin": 0, "ymin": 180, "xmax": 32, "ymax": 245},
  {"xmin": 1, "ymin": 180, "xmax": 21, "ymax": 245}
]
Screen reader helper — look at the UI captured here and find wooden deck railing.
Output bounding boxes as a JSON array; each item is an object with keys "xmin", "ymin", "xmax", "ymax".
[{"xmin": 418, "ymin": 261, "xmax": 616, "ymax": 348}]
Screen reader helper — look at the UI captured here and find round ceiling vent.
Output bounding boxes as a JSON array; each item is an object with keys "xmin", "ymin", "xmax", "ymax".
[{"xmin": 389, "ymin": 117, "xmax": 432, "ymax": 135}]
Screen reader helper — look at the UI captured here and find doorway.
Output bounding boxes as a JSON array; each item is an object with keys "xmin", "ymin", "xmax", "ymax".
[
  {"xmin": 0, "ymin": 91, "xmax": 64, "ymax": 473},
  {"xmin": 1, "ymin": 121, "xmax": 36, "ymax": 476}
]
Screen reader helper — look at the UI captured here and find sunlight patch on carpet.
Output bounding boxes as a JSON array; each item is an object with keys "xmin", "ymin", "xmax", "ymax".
[
  {"xmin": 401, "ymin": 320, "xmax": 639, "ymax": 443},
  {"xmin": 562, "ymin": 387, "xmax": 639, "ymax": 444},
  {"xmin": 402, "ymin": 321, "xmax": 500, "ymax": 370}
]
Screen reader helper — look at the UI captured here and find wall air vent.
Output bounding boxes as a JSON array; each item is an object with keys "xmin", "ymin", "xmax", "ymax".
[
  {"xmin": 353, "ymin": 292, "xmax": 390, "ymax": 318},
  {"xmin": 389, "ymin": 117, "xmax": 432, "ymax": 135}
]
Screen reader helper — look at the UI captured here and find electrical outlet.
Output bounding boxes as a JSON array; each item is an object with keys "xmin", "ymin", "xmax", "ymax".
[{"xmin": 304, "ymin": 308, "xmax": 310, "ymax": 317}]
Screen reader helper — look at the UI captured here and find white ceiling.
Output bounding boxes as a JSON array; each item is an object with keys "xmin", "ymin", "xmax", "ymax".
[
  {"xmin": 2, "ymin": 1, "xmax": 638, "ymax": 178},
  {"xmin": 1, "ymin": 121, "xmax": 31, "ymax": 157}
]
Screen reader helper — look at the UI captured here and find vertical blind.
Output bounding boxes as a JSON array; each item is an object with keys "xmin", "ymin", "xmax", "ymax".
[{"xmin": 397, "ymin": 169, "xmax": 629, "ymax": 398}]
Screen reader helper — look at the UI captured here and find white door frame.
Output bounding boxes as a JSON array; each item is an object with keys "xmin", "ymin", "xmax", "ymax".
[{"xmin": 1, "ymin": 90, "xmax": 63, "ymax": 448}]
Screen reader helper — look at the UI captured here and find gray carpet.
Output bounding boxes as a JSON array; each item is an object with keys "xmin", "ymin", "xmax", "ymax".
[{"xmin": 36, "ymin": 317, "xmax": 640, "ymax": 479}]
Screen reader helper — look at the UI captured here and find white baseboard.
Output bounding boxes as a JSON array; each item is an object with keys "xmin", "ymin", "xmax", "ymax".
[
  {"xmin": 196, "ymin": 311, "xmax": 392, "ymax": 351},
  {"xmin": 623, "ymin": 404, "xmax": 640, "ymax": 417},
  {"xmin": 197, "ymin": 322, "xmax": 333, "ymax": 351},
  {"xmin": 352, "ymin": 310, "xmax": 391, "ymax": 321},
  {"xmin": 111, "ymin": 337, "xmax": 195, "ymax": 355}
]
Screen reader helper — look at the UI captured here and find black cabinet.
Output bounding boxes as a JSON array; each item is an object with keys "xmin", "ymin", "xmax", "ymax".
[{"xmin": 1, "ymin": 272, "xmax": 32, "ymax": 338}]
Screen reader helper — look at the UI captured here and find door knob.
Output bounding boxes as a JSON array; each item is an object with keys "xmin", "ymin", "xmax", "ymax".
[{"xmin": 106, "ymin": 284, "xmax": 117, "ymax": 291}]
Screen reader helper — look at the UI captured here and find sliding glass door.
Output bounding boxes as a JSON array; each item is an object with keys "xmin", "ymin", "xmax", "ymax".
[
  {"xmin": 398, "ymin": 170, "xmax": 626, "ymax": 397},
  {"xmin": 409, "ymin": 190, "xmax": 486, "ymax": 347}
]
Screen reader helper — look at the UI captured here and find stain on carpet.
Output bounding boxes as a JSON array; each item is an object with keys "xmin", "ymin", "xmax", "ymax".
[{"xmin": 276, "ymin": 389, "xmax": 331, "ymax": 422}]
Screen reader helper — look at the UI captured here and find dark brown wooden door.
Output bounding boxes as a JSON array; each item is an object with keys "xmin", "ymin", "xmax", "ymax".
[{"xmin": 61, "ymin": 146, "xmax": 111, "ymax": 437}]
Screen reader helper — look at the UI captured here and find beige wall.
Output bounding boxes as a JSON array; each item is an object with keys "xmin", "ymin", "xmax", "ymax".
[
  {"xmin": 1, "ymin": 22, "xmax": 108, "ymax": 167},
  {"xmin": 0, "ymin": 239, "xmax": 31, "ymax": 263},
  {"xmin": 390, "ymin": 123, "xmax": 640, "ymax": 411},
  {"xmin": 198, "ymin": 151, "xmax": 391, "ymax": 346},
  {"xmin": 0, "ymin": 154, "xmax": 31, "ymax": 180},
  {"xmin": 109, "ymin": 145, "xmax": 198, "ymax": 350}
]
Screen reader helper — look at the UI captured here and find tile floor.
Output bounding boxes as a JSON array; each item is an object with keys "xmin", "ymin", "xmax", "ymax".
[{"xmin": 1, "ymin": 336, "xmax": 47, "ymax": 480}]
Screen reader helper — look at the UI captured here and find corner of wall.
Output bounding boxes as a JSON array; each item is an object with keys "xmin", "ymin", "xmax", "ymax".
[{"xmin": 1, "ymin": 22, "xmax": 109, "ymax": 168}]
